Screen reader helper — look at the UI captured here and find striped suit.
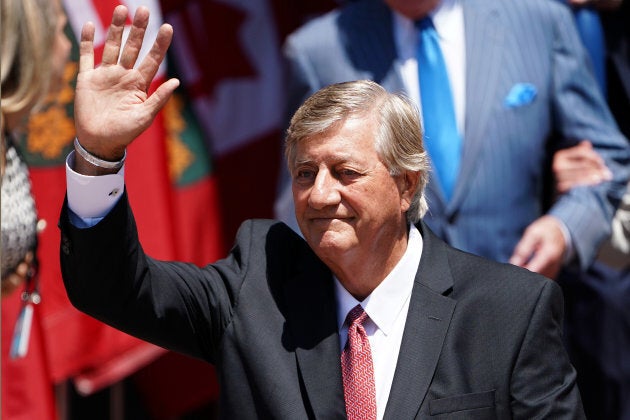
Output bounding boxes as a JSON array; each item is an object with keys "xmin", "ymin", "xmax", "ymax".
[{"xmin": 277, "ymin": 0, "xmax": 630, "ymax": 269}]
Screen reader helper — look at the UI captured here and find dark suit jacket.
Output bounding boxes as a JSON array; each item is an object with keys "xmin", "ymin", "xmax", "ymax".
[
  {"xmin": 60, "ymin": 194, "xmax": 584, "ymax": 418},
  {"xmin": 560, "ymin": 5, "xmax": 630, "ymax": 418},
  {"xmin": 601, "ymin": 0, "xmax": 630, "ymax": 139}
]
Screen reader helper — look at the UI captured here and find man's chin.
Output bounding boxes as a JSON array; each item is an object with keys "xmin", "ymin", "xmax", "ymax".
[{"xmin": 305, "ymin": 230, "xmax": 355, "ymax": 257}]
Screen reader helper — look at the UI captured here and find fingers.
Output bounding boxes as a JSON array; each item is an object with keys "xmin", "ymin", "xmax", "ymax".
[
  {"xmin": 100, "ymin": 6, "xmax": 171, "ymax": 87},
  {"xmin": 555, "ymin": 166, "xmax": 605, "ymax": 193},
  {"xmin": 101, "ymin": 5, "xmax": 129, "ymax": 66},
  {"xmin": 137, "ymin": 23, "xmax": 174, "ymax": 87},
  {"xmin": 144, "ymin": 78, "xmax": 180, "ymax": 118},
  {"xmin": 521, "ymin": 240, "xmax": 562, "ymax": 279},
  {"xmin": 509, "ymin": 216, "xmax": 566, "ymax": 279},
  {"xmin": 79, "ymin": 22, "xmax": 96, "ymax": 72},
  {"xmin": 14, "ymin": 260, "xmax": 30, "ymax": 278},
  {"xmin": 555, "ymin": 141, "xmax": 596, "ymax": 167},
  {"xmin": 569, "ymin": 141, "xmax": 608, "ymax": 173},
  {"xmin": 553, "ymin": 140, "xmax": 612, "ymax": 193},
  {"xmin": 119, "ymin": 6, "xmax": 150, "ymax": 69},
  {"xmin": 509, "ymin": 233, "xmax": 537, "ymax": 268},
  {"xmin": 1, "ymin": 273, "xmax": 23, "ymax": 297},
  {"xmin": 522, "ymin": 252, "xmax": 562, "ymax": 280},
  {"xmin": 0, "ymin": 252, "xmax": 34, "ymax": 297}
]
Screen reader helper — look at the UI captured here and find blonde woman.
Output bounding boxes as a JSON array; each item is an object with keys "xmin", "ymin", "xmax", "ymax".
[{"xmin": 1, "ymin": 0, "xmax": 70, "ymax": 296}]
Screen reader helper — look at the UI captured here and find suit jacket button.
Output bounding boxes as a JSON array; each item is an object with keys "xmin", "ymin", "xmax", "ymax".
[{"xmin": 61, "ymin": 235, "xmax": 71, "ymax": 255}]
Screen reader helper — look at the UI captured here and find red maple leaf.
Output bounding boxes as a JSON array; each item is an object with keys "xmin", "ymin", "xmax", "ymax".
[{"xmin": 161, "ymin": 0, "xmax": 256, "ymax": 98}]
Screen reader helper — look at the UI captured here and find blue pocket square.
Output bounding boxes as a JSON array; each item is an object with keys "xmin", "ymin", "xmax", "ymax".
[{"xmin": 504, "ymin": 83, "xmax": 537, "ymax": 108}]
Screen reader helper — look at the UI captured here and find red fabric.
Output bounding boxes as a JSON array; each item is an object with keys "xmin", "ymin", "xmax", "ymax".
[
  {"xmin": 1, "ymin": 293, "xmax": 57, "ymax": 420},
  {"xmin": 9, "ymin": 0, "xmax": 222, "ymax": 399},
  {"xmin": 28, "ymin": 165, "xmax": 166, "ymax": 389},
  {"xmin": 341, "ymin": 305, "xmax": 377, "ymax": 420},
  {"xmin": 171, "ymin": 177, "xmax": 223, "ymax": 263}
]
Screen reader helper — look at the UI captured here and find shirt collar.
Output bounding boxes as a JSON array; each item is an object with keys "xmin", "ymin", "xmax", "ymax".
[
  {"xmin": 392, "ymin": 0, "xmax": 462, "ymax": 48},
  {"xmin": 335, "ymin": 224, "xmax": 423, "ymax": 335},
  {"xmin": 432, "ymin": 0, "xmax": 463, "ymax": 43}
]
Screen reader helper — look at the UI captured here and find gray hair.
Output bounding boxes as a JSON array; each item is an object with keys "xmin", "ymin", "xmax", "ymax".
[{"xmin": 285, "ymin": 80, "xmax": 430, "ymax": 222}]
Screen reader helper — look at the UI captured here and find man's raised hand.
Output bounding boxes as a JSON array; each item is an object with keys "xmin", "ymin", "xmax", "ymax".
[{"xmin": 74, "ymin": 5, "xmax": 179, "ymax": 166}]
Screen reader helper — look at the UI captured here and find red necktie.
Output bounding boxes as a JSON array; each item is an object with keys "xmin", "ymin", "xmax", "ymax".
[{"xmin": 341, "ymin": 305, "xmax": 377, "ymax": 420}]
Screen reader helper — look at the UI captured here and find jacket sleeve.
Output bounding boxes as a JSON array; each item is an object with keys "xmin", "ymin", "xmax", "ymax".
[
  {"xmin": 546, "ymin": 2, "xmax": 630, "ymax": 269},
  {"xmin": 509, "ymin": 279, "xmax": 586, "ymax": 418},
  {"xmin": 59, "ymin": 192, "xmax": 249, "ymax": 363}
]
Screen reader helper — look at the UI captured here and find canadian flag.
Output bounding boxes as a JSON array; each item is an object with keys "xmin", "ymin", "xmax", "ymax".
[{"xmin": 160, "ymin": 0, "xmax": 286, "ymax": 245}]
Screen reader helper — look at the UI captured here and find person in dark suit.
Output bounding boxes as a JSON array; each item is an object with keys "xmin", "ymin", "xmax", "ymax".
[
  {"xmin": 550, "ymin": 2, "xmax": 630, "ymax": 416},
  {"xmin": 274, "ymin": 0, "xmax": 630, "ymax": 281},
  {"xmin": 552, "ymin": 140, "xmax": 630, "ymax": 419},
  {"xmin": 59, "ymin": 5, "xmax": 585, "ymax": 418}
]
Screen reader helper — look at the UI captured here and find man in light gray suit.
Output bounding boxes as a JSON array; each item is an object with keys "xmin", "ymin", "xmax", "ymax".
[
  {"xmin": 60, "ymin": 5, "xmax": 585, "ymax": 418},
  {"xmin": 275, "ymin": 0, "xmax": 630, "ymax": 280}
]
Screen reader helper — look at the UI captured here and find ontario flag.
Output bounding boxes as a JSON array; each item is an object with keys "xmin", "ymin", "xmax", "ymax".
[{"xmin": 1, "ymin": 0, "xmax": 223, "ymax": 418}]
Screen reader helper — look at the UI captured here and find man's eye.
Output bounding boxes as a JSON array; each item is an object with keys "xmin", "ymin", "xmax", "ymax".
[
  {"xmin": 338, "ymin": 169, "xmax": 361, "ymax": 179},
  {"xmin": 295, "ymin": 170, "xmax": 315, "ymax": 183}
]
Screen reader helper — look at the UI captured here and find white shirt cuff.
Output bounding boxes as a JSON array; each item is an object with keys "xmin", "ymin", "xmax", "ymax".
[{"xmin": 66, "ymin": 151, "xmax": 125, "ymax": 226}]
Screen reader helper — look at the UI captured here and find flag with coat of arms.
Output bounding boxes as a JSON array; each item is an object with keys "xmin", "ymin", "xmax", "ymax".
[{"xmin": 1, "ymin": 0, "xmax": 223, "ymax": 418}]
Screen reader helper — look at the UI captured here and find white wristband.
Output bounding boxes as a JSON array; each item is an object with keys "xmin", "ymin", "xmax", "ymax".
[{"xmin": 74, "ymin": 138, "xmax": 126, "ymax": 170}]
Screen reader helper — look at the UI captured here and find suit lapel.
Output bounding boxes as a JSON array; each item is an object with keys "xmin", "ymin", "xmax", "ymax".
[
  {"xmin": 384, "ymin": 223, "xmax": 456, "ymax": 419},
  {"xmin": 285, "ymin": 223, "xmax": 457, "ymax": 419},
  {"xmin": 450, "ymin": 0, "xmax": 504, "ymax": 210},
  {"xmin": 284, "ymin": 251, "xmax": 346, "ymax": 419}
]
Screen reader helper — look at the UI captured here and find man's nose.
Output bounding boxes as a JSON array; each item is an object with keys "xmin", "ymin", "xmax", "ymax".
[{"xmin": 308, "ymin": 170, "xmax": 341, "ymax": 209}]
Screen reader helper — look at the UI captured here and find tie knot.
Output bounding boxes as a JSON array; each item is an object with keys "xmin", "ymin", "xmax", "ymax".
[
  {"xmin": 345, "ymin": 305, "xmax": 368, "ymax": 327},
  {"xmin": 415, "ymin": 16, "xmax": 434, "ymax": 32}
]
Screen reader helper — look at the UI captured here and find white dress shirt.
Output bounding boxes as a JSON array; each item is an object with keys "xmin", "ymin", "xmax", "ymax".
[
  {"xmin": 66, "ymin": 151, "xmax": 125, "ymax": 227},
  {"xmin": 335, "ymin": 225, "xmax": 423, "ymax": 420},
  {"xmin": 393, "ymin": 0, "xmax": 466, "ymax": 136}
]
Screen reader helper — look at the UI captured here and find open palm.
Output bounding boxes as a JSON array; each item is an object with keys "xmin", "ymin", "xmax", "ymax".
[{"xmin": 74, "ymin": 5, "xmax": 179, "ymax": 161}]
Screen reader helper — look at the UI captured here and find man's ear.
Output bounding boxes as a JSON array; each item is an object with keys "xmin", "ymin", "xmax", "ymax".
[{"xmin": 399, "ymin": 170, "xmax": 421, "ymax": 211}]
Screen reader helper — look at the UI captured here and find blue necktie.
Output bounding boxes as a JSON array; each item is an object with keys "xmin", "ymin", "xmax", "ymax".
[
  {"xmin": 573, "ymin": 7, "xmax": 606, "ymax": 96},
  {"xmin": 416, "ymin": 17, "xmax": 462, "ymax": 201}
]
